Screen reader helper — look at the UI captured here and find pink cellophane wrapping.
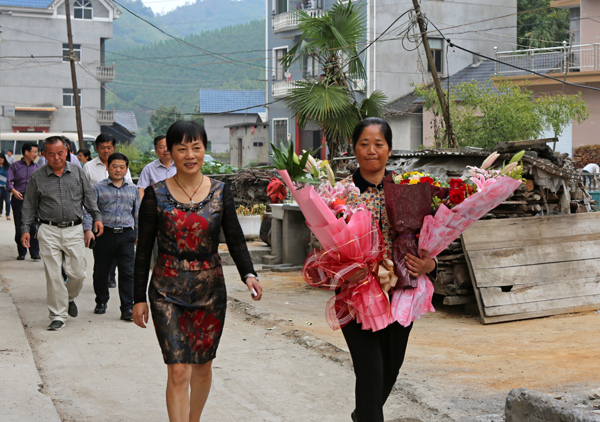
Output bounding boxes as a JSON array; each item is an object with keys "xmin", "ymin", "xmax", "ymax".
[
  {"xmin": 279, "ymin": 170, "xmax": 391, "ymax": 331},
  {"xmin": 390, "ymin": 176, "xmax": 522, "ymax": 327}
]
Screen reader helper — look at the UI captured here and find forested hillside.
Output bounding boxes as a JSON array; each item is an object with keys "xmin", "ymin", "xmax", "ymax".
[
  {"xmin": 108, "ymin": 0, "xmax": 265, "ymax": 52},
  {"xmin": 105, "ymin": 19, "xmax": 265, "ymax": 130}
]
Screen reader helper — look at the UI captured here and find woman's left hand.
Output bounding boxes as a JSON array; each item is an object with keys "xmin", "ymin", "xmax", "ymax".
[
  {"xmin": 405, "ymin": 249, "xmax": 436, "ymax": 277},
  {"xmin": 246, "ymin": 277, "xmax": 262, "ymax": 301}
]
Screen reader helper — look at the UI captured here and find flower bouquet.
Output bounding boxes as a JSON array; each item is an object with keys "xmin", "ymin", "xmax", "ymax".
[
  {"xmin": 271, "ymin": 141, "xmax": 391, "ymax": 331},
  {"xmin": 386, "ymin": 151, "xmax": 525, "ymax": 327}
]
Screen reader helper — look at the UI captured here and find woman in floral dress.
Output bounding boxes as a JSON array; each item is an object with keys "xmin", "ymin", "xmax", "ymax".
[{"xmin": 133, "ymin": 121, "xmax": 262, "ymax": 422}]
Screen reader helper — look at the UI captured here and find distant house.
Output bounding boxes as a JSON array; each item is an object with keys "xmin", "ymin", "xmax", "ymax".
[
  {"xmin": 489, "ymin": 0, "xmax": 600, "ymax": 154},
  {"xmin": 100, "ymin": 110, "xmax": 139, "ymax": 145},
  {"xmin": 0, "ymin": 0, "xmax": 119, "ymax": 135},
  {"xmin": 228, "ymin": 122, "xmax": 269, "ymax": 168},
  {"xmin": 198, "ymin": 89, "xmax": 266, "ymax": 153},
  {"xmin": 266, "ymin": 0, "xmax": 516, "ymax": 154}
]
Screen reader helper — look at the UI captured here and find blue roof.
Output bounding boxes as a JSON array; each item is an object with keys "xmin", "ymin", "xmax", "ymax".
[
  {"xmin": 199, "ymin": 89, "xmax": 266, "ymax": 114},
  {"xmin": 0, "ymin": 0, "xmax": 53, "ymax": 7}
]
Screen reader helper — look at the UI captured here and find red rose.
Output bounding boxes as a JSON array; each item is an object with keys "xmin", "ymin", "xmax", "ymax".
[
  {"xmin": 449, "ymin": 178, "xmax": 464, "ymax": 189},
  {"xmin": 449, "ymin": 189, "xmax": 465, "ymax": 205},
  {"xmin": 400, "ymin": 179, "xmax": 410, "ymax": 185},
  {"xmin": 420, "ymin": 176, "xmax": 434, "ymax": 185}
]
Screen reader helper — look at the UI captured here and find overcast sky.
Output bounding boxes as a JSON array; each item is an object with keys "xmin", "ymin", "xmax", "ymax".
[{"xmin": 141, "ymin": 0, "xmax": 193, "ymax": 15}]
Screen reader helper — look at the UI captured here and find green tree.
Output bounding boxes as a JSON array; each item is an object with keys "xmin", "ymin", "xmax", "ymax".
[
  {"xmin": 147, "ymin": 105, "xmax": 183, "ymax": 139},
  {"xmin": 281, "ymin": 1, "xmax": 386, "ymax": 165},
  {"xmin": 414, "ymin": 81, "xmax": 588, "ymax": 149},
  {"xmin": 517, "ymin": 0, "xmax": 569, "ymax": 49}
]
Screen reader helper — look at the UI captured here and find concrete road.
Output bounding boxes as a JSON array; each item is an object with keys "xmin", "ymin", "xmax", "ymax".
[{"xmin": 0, "ymin": 218, "xmax": 449, "ymax": 422}]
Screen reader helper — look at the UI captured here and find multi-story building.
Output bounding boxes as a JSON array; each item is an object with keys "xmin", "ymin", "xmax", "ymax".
[
  {"xmin": 0, "ymin": 0, "xmax": 119, "ymax": 137},
  {"xmin": 266, "ymin": 0, "xmax": 516, "ymax": 153},
  {"xmin": 493, "ymin": 0, "xmax": 600, "ymax": 155}
]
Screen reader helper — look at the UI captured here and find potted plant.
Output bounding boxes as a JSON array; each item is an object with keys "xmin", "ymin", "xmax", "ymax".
[{"xmin": 235, "ymin": 204, "xmax": 266, "ymax": 240}]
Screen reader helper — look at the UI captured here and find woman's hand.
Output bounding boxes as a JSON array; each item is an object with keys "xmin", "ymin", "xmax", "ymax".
[
  {"xmin": 405, "ymin": 249, "xmax": 436, "ymax": 277},
  {"xmin": 133, "ymin": 302, "xmax": 149, "ymax": 328},
  {"xmin": 246, "ymin": 277, "xmax": 262, "ymax": 301}
]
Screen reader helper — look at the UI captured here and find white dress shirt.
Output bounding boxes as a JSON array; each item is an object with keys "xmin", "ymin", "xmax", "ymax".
[{"xmin": 83, "ymin": 156, "xmax": 132, "ymax": 185}]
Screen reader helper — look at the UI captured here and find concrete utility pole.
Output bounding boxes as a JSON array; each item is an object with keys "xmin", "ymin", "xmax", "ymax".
[
  {"xmin": 64, "ymin": 0, "xmax": 84, "ymax": 149},
  {"xmin": 412, "ymin": 0, "xmax": 457, "ymax": 148}
]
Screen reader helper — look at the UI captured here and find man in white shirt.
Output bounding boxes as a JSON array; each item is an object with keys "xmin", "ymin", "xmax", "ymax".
[
  {"xmin": 137, "ymin": 135, "xmax": 176, "ymax": 201},
  {"xmin": 83, "ymin": 133, "xmax": 132, "ymax": 185},
  {"xmin": 583, "ymin": 163, "xmax": 600, "ymax": 190},
  {"xmin": 6, "ymin": 150, "xmax": 16, "ymax": 165}
]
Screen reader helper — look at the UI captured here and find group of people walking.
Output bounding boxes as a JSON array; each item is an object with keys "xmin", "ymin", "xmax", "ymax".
[{"xmin": 4, "ymin": 118, "xmax": 431, "ymax": 422}]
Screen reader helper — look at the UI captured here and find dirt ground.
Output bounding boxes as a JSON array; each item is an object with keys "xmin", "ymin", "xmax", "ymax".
[{"xmin": 226, "ymin": 268, "xmax": 600, "ymax": 420}]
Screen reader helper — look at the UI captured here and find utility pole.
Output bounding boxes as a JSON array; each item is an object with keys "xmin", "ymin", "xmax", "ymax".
[
  {"xmin": 412, "ymin": 0, "xmax": 457, "ymax": 148},
  {"xmin": 64, "ymin": 0, "xmax": 84, "ymax": 149}
]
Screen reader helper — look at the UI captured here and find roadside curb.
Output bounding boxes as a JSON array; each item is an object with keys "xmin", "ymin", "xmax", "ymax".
[
  {"xmin": 506, "ymin": 388, "xmax": 600, "ymax": 422},
  {"xmin": 0, "ymin": 284, "xmax": 61, "ymax": 422}
]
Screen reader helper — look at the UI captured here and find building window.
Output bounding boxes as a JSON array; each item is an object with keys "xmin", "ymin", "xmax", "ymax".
[
  {"xmin": 272, "ymin": 119, "xmax": 288, "ymax": 145},
  {"xmin": 74, "ymin": 0, "xmax": 93, "ymax": 20},
  {"xmin": 429, "ymin": 38, "xmax": 443, "ymax": 73},
  {"xmin": 302, "ymin": 54, "xmax": 319, "ymax": 78},
  {"xmin": 62, "ymin": 43, "xmax": 81, "ymax": 62},
  {"xmin": 274, "ymin": 0, "xmax": 287, "ymax": 14},
  {"xmin": 63, "ymin": 88, "xmax": 81, "ymax": 107},
  {"xmin": 273, "ymin": 47, "xmax": 288, "ymax": 81}
]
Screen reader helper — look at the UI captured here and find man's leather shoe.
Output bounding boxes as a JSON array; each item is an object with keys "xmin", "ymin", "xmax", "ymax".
[
  {"xmin": 94, "ymin": 303, "xmax": 107, "ymax": 314},
  {"xmin": 108, "ymin": 280, "xmax": 117, "ymax": 288},
  {"xmin": 47, "ymin": 320, "xmax": 65, "ymax": 331},
  {"xmin": 68, "ymin": 301, "xmax": 78, "ymax": 317},
  {"xmin": 31, "ymin": 255, "xmax": 41, "ymax": 260},
  {"xmin": 17, "ymin": 255, "xmax": 25, "ymax": 261},
  {"xmin": 120, "ymin": 309, "xmax": 133, "ymax": 321}
]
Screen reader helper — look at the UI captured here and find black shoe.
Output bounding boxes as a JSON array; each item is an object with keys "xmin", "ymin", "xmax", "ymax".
[
  {"xmin": 108, "ymin": 280, "xmax": 117, "ymax": 288},
  {"xmin": 68, "ymin": 301, "xmax": 78, "ymax": 317},
  {"xmin": 31, "ymin": 255, "xmax": 41, "ymax": 260},
  {"xmin": 94, "ymin": 303, "xmax": 107, "ymax": 314},
  {"xmin": 47, "ymin": 320, "xmax": 65, "ymax": 331},
  {"xmin": 17, "ymin": 255, "xmax": 25, "ymax": 261},
  {"xmin": 120, "ymin": 309, "xmax": 133, "ymax": 321},
  {"xmin": 351, "ymin": 411, "xmax": 357, "ymax": 422}
]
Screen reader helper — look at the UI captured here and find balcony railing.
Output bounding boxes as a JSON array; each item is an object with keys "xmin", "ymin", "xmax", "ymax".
[
  {"xmin": 273, "ymin": 8, "xmax": 325, "ymax": 32},
  {"xmin": 96, "ymin": 109, "xmax": 115, "ymax": 124},
  {"xmin": 494, "ymin": 43, "xmax": 600, "ymax": 76},
  {"xmin": 11, "ymin": 118, "xmax": 52, "ymax": 127},
  {"xmin": 272, "ymin": 80, "xmax": 300, "ymax": 97},
  {"xmin": 96, "ymin": 65, "xmax": 115, "ymax": 81},
  {"xmin": 349, "ymin": 78, "xmax": 366, "ymax": 92}
]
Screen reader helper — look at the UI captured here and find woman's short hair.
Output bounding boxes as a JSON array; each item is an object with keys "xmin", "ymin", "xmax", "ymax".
[
  {"xmin": 351, "ymin": 117, "xmax": 393, "ymax": 151},
  {"xmin": 166, "ymin": 121, "xmax": 207, "ymax": 151},
  {"xmin": 108, "ymin": 152, "xmax": 129, "ymax": 167},
  {"xmin": 77, "ymin": 148, "xmax": 92, "ymax": 161}
]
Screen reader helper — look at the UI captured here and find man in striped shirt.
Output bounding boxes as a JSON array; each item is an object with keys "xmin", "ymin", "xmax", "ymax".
[
  {"xmin": 21, "ymin": 136, "xmax": 103, "ymax": 331},
  {"xmin": 86, "ymin": 152, "xmax": 140, "ymax": 321}
]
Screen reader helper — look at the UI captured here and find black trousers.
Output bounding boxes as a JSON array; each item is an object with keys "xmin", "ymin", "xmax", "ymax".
[
  {"xmin": 341, "ymin": 319, "xmax": 413, "ymax": 422},
  {"xmin": 92, "ymin": 228, "xmax": 135, "ymax": 312},
  {"xmin": 11, "ymin": 197, "xmax": 39, "ymax": 258}
]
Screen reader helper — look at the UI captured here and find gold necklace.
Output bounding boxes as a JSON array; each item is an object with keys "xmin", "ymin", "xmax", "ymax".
[{"xmin": 173, "ymin": 174, "xmax": 204, "ymax": 204}]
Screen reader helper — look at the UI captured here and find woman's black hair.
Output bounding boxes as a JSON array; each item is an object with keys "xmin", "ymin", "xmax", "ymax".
[
  {"xmin": 77, "ymin": 148, "xmax": 92, "ymax": 162},
  {"xmin": 166, "ymin": 121, "xmax": 207, "ymax": 151},
  {"xmin": 0, "ymin": 152, "xmax": 9, "ymax": 171},
  {"xmin": 351, "ymin": 117, "xmax": 393, "ymax": 151}
]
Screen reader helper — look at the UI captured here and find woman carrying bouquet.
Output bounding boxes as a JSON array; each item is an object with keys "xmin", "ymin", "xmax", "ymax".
[
  {"xmin": 342, "ymin": 117, "xmax": 437, "ymax": 422},
  {"xmin": 132, "ymin": 121, "xmax": 262, "ymax": 422}
]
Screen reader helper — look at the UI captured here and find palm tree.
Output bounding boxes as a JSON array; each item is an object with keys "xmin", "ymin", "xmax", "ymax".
[{"xmin": 281, "ymin": 0, "xmax": 386, "ymax": 166}]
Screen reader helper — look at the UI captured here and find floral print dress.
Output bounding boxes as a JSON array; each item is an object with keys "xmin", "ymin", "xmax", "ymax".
[{"xmin": 134, "ymin": 179, "xmax": 255, "ymax": 364}]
